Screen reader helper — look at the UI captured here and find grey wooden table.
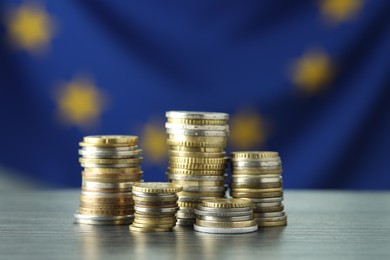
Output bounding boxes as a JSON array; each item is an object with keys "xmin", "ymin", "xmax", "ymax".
[{"xmin": 1, "ymin": 186, "xmax": 389, "ymax": 260}]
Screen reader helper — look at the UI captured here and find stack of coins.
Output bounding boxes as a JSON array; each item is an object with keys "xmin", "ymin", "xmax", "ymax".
[
  {"xmin": 74, "ymin": 135, "xmax": 143, "ymax": 225},
  {"xmin": 193, "ymin": 198, "xmax": 258, "ymax": 234},
  {"xmin": 130, "ymin": 182, "xmax": 183, "ymax": 232},
  {"xmin": 230, "ymin": 151, "xmax": 287, "ymax": 227},
  {"xmin": 165, "ymin": 111, "xmax": 229, "ymax": 226}
]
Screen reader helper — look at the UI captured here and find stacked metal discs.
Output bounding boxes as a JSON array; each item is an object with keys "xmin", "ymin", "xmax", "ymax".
[
  {"xmin": 193, "ymin": 198, "xmax": 258, "ymax": 234},
  {"xmin": 130, "ymin": 182, "xmax": 182, "ymax": 232},
  {"xmin": 165, "ymin": 111, "xmax": 229, "ymax": 226},
  {"xmin": 230, "ymin": 151, "xmax": 287, "ymax": 227},
  {"xmin": 74, "ymin": 135, "xmax": 143, "ymax": 225}
]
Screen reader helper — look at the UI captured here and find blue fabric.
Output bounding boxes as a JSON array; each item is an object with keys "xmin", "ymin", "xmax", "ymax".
[{"xmin": 1, "ymin": 0, "xmax": 389, "ymax": 189}]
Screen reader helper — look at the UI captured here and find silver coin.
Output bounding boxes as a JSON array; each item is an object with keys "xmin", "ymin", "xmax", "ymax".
[
  {"xmin": 74, "ymin": 218, "xmax": 133, "ymax": 225},
  {"xmin": 166, "ymin": 128, "xmax": 228, "ymax": 137},
  {"xmin": 165, "ymin": 123, "xmax": 229, "ymax": 131},
  {"xmin": 81, "ymin": 146, "xmax": 139, "ymax": 152},
  {"xmin": 232, "ymin": 161, "xmax": 281, "ymax": 167},
  {"xmin": 169, "ymin": 150, "xmax": 226, "ymax": 158},
  {"xmin": 81, "ymin": 163, "xmax": 140, "ymax": 168},
  {"xmin": 166, "ymin": 111, "xmax": 229, "ymax": 120},
  {"xmin": 80, "ymin": 191, "xmax": 133, "ymax": 198},
  {"xmin": 197, "ymin": 215, "xmax": 253, "ymax": 222},
  {"xmin": 254, "ymin": 211, "xmax": 285, "ymax": 218},
  {"xmin": 176, "ymin": 212, "xmax": 196, "ymax": 219},
  {"xmin": 177, "ymin": 197, "xmax": 209, "ymax": 203},
  {"xmin": 182, "ymin": 186, "xmax": 226, "ymax": 192},
  {"xmin": 166, "ymin": 173, "xmax": 227, "ymax": 181},
  {"xmin": 256, "ymin": 215, "xmax": 287, "ymax": 222},
  {"xmin": 252, "ymin": 202, "xmax": 282, "ymax": 208},
  {"xmin": 193, "ymin": 224, "xmax": 258, "ymax": 234},
  {"xmin": 74, "ymin": 211, "xmax": 133, "ymax": 220},
  {"xmin": 79, "ymin": 149, "xmax": 142, "ymax": 158},
  {"xmin": 176, "ymin": 219, "xmax": 195, "ymax": 226},
  {"xmin": 194, "ymin": 209, "xmax": 253, "ymax": 217},
  {"xmin": 132, "ymin": 191, "xmax": 178, "ymax": 198},
  {"xmin": 134, "ymin": 206, "xmax": 178, "ymax": 213},
  {"xmin": 177, "ymin": 208, "xmax": 195, "ymax": 214},
  {"xmin": 82, "ymin": 181, "xmax": 136, "ymax": 189},
  {"xmin": 197, "ymin": 206, "xmax": 253, "ymax": 213},
  {"xmin": 232, "ymin": 176, "xmax": 281, "ymax": 183},
  {"xmin": 248, "ymin": 197, "xmax": 284, "ymax": 203}
]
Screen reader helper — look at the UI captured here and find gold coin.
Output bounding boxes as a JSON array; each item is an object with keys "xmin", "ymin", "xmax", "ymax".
[
  {"xmin": 201, "ymin": 198, "xmax": 252, "ymax": 208},
  {"xmin": 82, "ymin": 167, "xmax": 142, "ymax": 174},
  {"xmin": 83, "ymin": 135, "xmax": 138, "ymax": 145},
  {"xmin": 132, "ymin": 182, "xmax": 183, "ymax": 193},
  {"xmin": 169, "ymin": 163, "xmax": 226, "ymax": 170},
  {"xmin": 168, "ymin": 168, "xmax": 225, "ymax": 176},
  {"xmin": 167, "ymin": 139, "xmax": 226, "ymax": 148},
  {"xmin": 169, "ymin": 146, "xmax": 224, "ymax": 153},
  {"xmin": 133, "ymin": 218, "xmax": 177, "ymax": 225},
  {"xmin": 129, "ymin": 225, "xmax": 172, "ymax": 232},
  {"xmin": 133, "ymin": 196, "xmax": 177, "ymax": 203},
  {"xmin": 79, "ymin": 157, "xmax": 142, "ymax": 164},
  {"xmin": 82, "ymin": 177, "xmax": 142, "ymax": 183},
  {"xmin": 196, "ymin": 219, "xmax": 256, "ymax": 228},
  {"xmin": 78, "ymin": 207, "xmax": 134, "ymax": 216},
  {"xmin": 253, "ymin": 205, "xmax": 284, "ymax": 213},
  {"xmin": 231, "ymin": 191, "xmax": 283, "ymax": 198},
  {"xmin": 172, "ymin": 180, "xmax": 225, "ymax": 187},
  {"xmin": 230, "ymin": 182, "xmax": 282, "ymax": 189},
  {"xmin": 257, "ymin": 220, "xmax": 287, "ymax": 227},
  {"xmin": 131, "ymin": 222, "xmax": 175, "ymax": 229},
  {"xmin": 80, "ymin": 196, "xmax": 134, "ymax": 204},
  {"xmin": 232, "ymin": 188, "xmax": 282, "ymax": 193},
  {"xmin": 177, "ymin": 201, "xmax": 200, "ymax": 208},
  {"xmin": 169, "ymin": 150, "xmax": 226, "ymax": 158},
  {"xmin": 177, "ymin": 191, "xmax": 225, "ymax": 197},
  {"xmin": 231, "ymin": 151, "xmax": 279, "ymax": 159},
  {"xmin": 168, "ymin": 135, "xmax": 227, "ymax": 142},
  {"xmin": 232, "ymin": 169, "xmax": 282, "ymax": 175},
  {"xmin": 79, "ymin": 202, "xmax": 133, "ymax": 209},
  {"xmin": 167, "ymin": 117, "xmax": 227, "ymax": 125},
  {"xmin": 169, "ymin": 157, "xmax": 226, "ymax": 164}
]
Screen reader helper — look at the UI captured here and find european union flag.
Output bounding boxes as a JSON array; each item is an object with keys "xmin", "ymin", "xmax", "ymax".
[{"xmin": 1, "ymin": 0, "xmax": 389, "ymax": 189}]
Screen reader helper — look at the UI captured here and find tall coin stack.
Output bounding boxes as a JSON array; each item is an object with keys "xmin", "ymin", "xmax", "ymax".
[
  {"xmin": 230, "ymin": 151, "xmax": 287, "ymax": 227},
  {"xmin": 194, "ymin": 198, "xmax": 258, "ymax": 234},
  {"xmin": 165, "ymin": 111, "xmax": 229, "ymax": 226},
  {"xmin": 74, "ymin": 135, "xmax": 143, "ymax": 225},
  {"xmin": 130, "ymin": 182, "xmax": 182, "ymax": 232}
]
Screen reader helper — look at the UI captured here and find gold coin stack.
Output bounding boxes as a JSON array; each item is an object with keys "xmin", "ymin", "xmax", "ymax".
[
  {"xmin": 193, "ymin": 198, "xmax": 258, "ymax": 234},
  {"xmin": 130, "ymin": 182, "xmax": 183, "ymax": 232},
  {"xmin": 74, "ymin": 135, "xmax": 143, "ymax": 225},
  {"xmin": 165, "ymin": 111, "xmax": 229, "ymax": 226},
  {"xmin": 230, "ymin": 151, "xmax": 287, "ymax": 227}
]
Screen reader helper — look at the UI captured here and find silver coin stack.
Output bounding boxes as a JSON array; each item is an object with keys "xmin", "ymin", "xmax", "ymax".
[
  {"xmin": 230, "ymin": 151, "xmax": 287, "ymax": 227},
  {"xmin": 74, "ymin": 135, "xmax": 143, "ymax": 225},
  {"xmin": 130, "ymin": 182, "xmax": 183, "ymax": 232},
  {"xmin": 165, "ymin": 111, "xmax": 229, "ymax": 226},
  {"xmin": 194, "ymin": 198, "xmax": 258, "ymax": 234}
]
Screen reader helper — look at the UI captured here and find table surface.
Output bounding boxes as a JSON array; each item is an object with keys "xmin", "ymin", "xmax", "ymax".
[{"xmin": 1, "ymin": 184, "xmax": 389, "ymax": 260}]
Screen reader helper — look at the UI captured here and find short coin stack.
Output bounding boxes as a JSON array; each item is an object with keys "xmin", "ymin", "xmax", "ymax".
[
  {"xmin": 74, "ymin": 135, "xmax": 143, "ymax": 225},
  {"xmin": 130, "ymin": 182, "xmax": 182, "ymax": 232},
  {"xmin": 165, "ymin": 111, "xmax": 229, "ymax": 226},
  {"xmin": 230, "ymin": 151, "xmax": 287, "ymax": 227},
  {"xmin": 193, "ymin": 198, "xmax": 258, "ymax": 234}
]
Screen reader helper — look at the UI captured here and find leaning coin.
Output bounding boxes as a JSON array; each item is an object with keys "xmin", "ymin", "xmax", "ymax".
[{"xmin": 193, "ymin": 224, "xmax": 257, "ymax": 234}]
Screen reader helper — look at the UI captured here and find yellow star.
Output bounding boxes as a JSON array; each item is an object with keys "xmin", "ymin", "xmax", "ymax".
[
  {"xmin": 6, "ymin": 2, "xmax": 55, "ymax": 53},
  {"xmin": 291, "ymin": 49, "xmax": 334, "ymax": 94},
  {"xmin": 141, "ymin": 120, "xmax": 168, "ymax": 165},
  {"xmin": 229, "ymin": 110, "xmax": 267, "ymax": 150},
  {"xmin": 55, "ymin": 76, "xmax": 106, "ymax": 129},
  {"xmin": 320, "ymin": 0, "xmax": 363, "ymax": 23}
]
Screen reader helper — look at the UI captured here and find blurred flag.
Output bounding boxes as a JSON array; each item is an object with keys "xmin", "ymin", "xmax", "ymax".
[{"xmin": 0, "ymin": 0, "xmax": 389, "ymax": 189}]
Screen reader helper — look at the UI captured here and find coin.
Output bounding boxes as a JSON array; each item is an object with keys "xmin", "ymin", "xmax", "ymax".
[
  {"xmin": 75, "ymin": 218, "xmax": 133, "ymax": 225},
  {"xmin": 169, "ymin": 150, "xmax": 226, "ymax": 158},
  {"xmin": 196, "ymin": 215, "xmax": 253, "ymax": 222},
  {"xmin": 182, "ymin": 186, "xmax": 226, "ymax": 192},
  {"xmin": 129, "ymin": 225, "xmax": 172, "ymax": 232},
  {"xmin": 176, "ymin": 219, "xmax": 195, "ymax": 226},
  {"xmin": 193, "ymin": 224, "xmax": 258, "ymax": 234},
  {"xmin": 231, "ymin": 191, "xmax": 283, "ymax": 198},
  {"xmin": 230, "ymin": 182, "xmax": 282, "ymax": 189},
  {"xmin": 169, "ymin": 156, "xmax": 227, "ymax": 164},
  {"xmin": 132, "ymin": 182, "xmax": 183, "ymax": 194},
  {"xmin": 167, "ymin": 173, "xmax": 227, "ymax": 181},
  {"xmin": 253, "ymin": 211, "xmax": 285, "ymax": 218},
  {"xmin": 257, "ymin": 219, "xmax": 287, "ymax": 227},
  {"xmin": 166, "ymin": 111, "xmax": 229, "ymax": 120},
  {"xmin": 202, "ymin": 198, "xmax": 253, "ymax": 208},
  {"xmin": 79, "ymin": 149, "xmax": 142, "ymax": 159},
  {"xmin": 253, "ymin": 205, "xmax": 284, "ymax": 213},
  {"xmin": 78, "ymin": 207, "xmax": 134, "ymax": 216},
  {"xmin": 131, "ymin": 222, "xmax": 175, "ymax": 229},
  {"xmin": 83, "ymin": 135, "xmax": 138, "ymax": 146},
  {"xmin": 197, "ymin": 205, "xmax": 252, "ymax": 212},
  {"xmin": 82, "ymin": 167, "xmax": 142, "ymax": 174},
  {"xmin": 171, "ymin": 180, "xmax": 226, "ymax": 187},
  {"xmin": 194, "ymin": 209, "xmax": 253, "ymax": 217},
  {"xmin": 231, "ymin": 151, "xmax": 279, "ymax": 159},
  {"xmin": 169, "ymin": 146, "xmax": 224, "ymax": 153},
  {"xmin": 167, "ymin": 117, "xmax": 227, "ymax": 125},
  {"xmin": 196, "ymin": 219, "xmax": 256, "ymax": 228},
  {"xmin": 177, "ymin": 191, "xmax": 226, "ymax": 197},
  {"xmin": 232, "ymin": 169, "xmax": 282, "ymax": 175},
  {"xmin": 165, "ymin": 123, "xmax": 229, "ymax": 131},
  {"xmin": 134, "ymin": 206, "xmax": 178, "ymax": 213},
  {"xmin": 79, "ymin": 157, "xmax": 143, "ymax": 165},
  {"xmin": 169, "ymin": 163, "xmax": 227, "ymax": 170},
  {"xmin": 167, "ymin": 139, "xmax": 226, "ymax": 148},
  {"xmin": 82, "ymin": 181, "xmax": 136, "ymax": 189}
]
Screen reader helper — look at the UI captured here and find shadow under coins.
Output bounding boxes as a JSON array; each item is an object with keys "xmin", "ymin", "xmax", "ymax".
[{"xmin": 74, "ymin": 224, "xmax": 286, "ymax": 260}]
